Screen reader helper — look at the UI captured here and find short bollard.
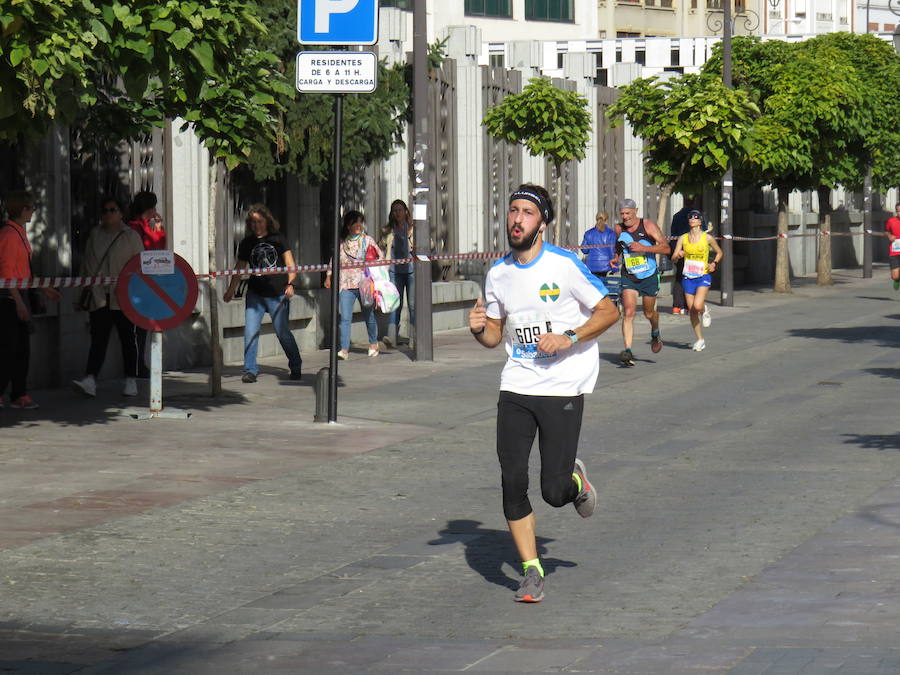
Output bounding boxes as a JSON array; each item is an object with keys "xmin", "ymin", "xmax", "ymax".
[{"xmin": 314, "ymin": 367, "xmax": 330, "ymax": 423}]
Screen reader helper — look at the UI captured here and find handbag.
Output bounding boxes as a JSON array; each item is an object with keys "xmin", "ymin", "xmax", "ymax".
[{"xmin": 74, "ymin": 230, "xmax": 126, "ymax": 312}]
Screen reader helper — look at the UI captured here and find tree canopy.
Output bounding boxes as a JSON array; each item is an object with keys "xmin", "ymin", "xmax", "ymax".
[
  {"xmin": 606, "ymin": 72, "xmax": 758, "ymax": 224},
  {"xmin": 0, "ymin": 0, "xmax": 292, "ymax": 169}
]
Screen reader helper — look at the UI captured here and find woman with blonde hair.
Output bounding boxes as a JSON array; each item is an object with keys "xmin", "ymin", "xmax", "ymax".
[{"xmin": 579, "ymin": 210, "xmax": 617, "ymax": 279}]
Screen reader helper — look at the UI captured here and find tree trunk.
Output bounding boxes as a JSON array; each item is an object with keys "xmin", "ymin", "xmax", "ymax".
[
  {"xmin": 816, "ymin": 185, "xmax": 833, "ymax": 286},
  {"xmin": 656, "ymin": 184, "xmax": 673, "ymax": 237},
  {"xmin": 774, "ymin": 184, "xmax": 792, "ymax": 293},
  {"xmin": 208, "ymin": 160, "xmax": 223, "ymax": 397},
  {"xmin": 553, "ymin": 163, "xmax": 563, "ymax": 247}
]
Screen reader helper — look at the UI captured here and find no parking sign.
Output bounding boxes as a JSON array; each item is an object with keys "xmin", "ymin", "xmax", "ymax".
[{"xmin": 116, "ymin": 252, "xmax": 199, "ymax": 332}]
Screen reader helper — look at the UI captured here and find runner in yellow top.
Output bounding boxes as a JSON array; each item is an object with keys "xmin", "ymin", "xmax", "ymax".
[{"xmin": 670, "ymin": 210, "xmax": 723, "ymax": 352}]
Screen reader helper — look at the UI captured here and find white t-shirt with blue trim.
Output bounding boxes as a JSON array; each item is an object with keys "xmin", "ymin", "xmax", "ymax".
[{"xmin": 485, "ymin": 243, "xmax": 608, "ymax": 397}]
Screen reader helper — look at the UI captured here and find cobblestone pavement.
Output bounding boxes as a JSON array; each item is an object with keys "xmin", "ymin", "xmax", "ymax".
[{"xmin": 2, "ymin": 270, "xmax": 900, "ymax": 673}]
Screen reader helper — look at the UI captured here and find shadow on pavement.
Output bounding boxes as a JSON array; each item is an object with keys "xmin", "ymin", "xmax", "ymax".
[
  {"xmin": 842, "ymin": 433, "xmax": 900, "ymax": 452},
  {"xmin": 789, "ymin": 325, "xmax": 900, "ymax": 348},
  {"xmin": 864, "ymin": 368, "xmax": 900, "ymax": 380},
  {"xmin": 430, "ymin": 519, "xmax": 575, "ymax": 591}
]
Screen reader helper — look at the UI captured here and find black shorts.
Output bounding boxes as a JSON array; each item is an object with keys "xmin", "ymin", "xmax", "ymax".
[
  {"xmin": 890, "ymin": 256, "xmax": 900, "ymax": 270},
  {"xmin": 496, "ymin": 391, "xmax": 583, "ymax": 521}
]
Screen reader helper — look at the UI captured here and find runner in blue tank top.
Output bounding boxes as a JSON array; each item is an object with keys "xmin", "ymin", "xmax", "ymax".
[{"xmin": 610, "ymin": 198, "xmax": 670, "ymax": 366}]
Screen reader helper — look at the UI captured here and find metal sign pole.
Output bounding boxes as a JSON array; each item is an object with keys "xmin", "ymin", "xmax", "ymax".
[
  {"xmin": 412, "ymin": 0, "xmax": 433, "ymax": 361},
  {"xmin": 327, "ymin": 93, "xmax": 343, "ymax": 423}
]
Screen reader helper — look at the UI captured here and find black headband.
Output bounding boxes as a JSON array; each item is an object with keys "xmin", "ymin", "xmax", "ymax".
[{"xmin": 509, "ymin": 190, "xmax": 553, "ymax": 224}]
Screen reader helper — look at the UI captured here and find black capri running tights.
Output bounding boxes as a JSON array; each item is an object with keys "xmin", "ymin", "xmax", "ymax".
[{"xmin": 496, "ymin": 391, "xmax": 584, "ymax": 521}]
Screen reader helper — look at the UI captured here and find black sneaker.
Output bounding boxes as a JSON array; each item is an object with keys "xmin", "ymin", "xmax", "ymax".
[
  {"xmin": 572, "ymin": 458, "xmax": 597, "ymax": 518},
  {"xmin": 289, "ymin": 370, "xmax": 302, "ymax": 380},
  {"xmin": 619, "ymin": 349, "xmax": 635, "ymax": 366},
  {"xmin": 241, "ymin": 372, "xmax": 257, "ymax": 383},
  {"xmin": 514, "ymin": 566, "xmax": 545, "ymax": 603}
]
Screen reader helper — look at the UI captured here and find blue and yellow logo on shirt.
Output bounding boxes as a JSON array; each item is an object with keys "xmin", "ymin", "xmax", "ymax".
[{"xmin": 539, "ymin": 283, "xmax": 560, "ymax": 302}]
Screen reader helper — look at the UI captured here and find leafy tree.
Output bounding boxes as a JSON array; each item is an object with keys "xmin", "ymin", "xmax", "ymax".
[
  {"xmin": 482, "ymin": 77, "xmax": 591, "ymax": 245},
  {"xmin": 703, "ymin": 34, "xmax": 900, "ymax": 291},
  {"xmin": 0, "ymin": 0, "xmax": 291, "ymax": 169},
  {"xmin": 606, "ymin": 73, "xmax": 758, "ymax": 229}
]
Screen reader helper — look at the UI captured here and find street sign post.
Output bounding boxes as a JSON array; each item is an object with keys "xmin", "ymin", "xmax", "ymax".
[
  {"xmin": 116, "ymin": 252, "xmax": 199, "ymax": 420},
  {"xmin": 296, "ymin": 51, "xmax": 377, "ymax": 94},
  {"xmin": 297, "ymin": 0, "xmax": 380, "ymax": 424},
  {"xmin": 297, "ymin": 0, "xmax": 379, "ymax": 45}
]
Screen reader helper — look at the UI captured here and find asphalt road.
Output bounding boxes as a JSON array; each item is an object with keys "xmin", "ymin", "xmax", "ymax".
[{"xmin": 1, "ymin": 269, "xmax": 900, "ymax": 674}]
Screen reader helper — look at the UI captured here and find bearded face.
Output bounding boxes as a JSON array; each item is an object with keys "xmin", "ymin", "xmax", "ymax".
[{"xmin": 507, "ymin": 199, "xmax": 544, "ymax": 252}]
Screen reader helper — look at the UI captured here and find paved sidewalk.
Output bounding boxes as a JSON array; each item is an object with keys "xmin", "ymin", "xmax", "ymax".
[{"xmin": 2, "ymin": 269, "xmax": 900, "ymax": 673}]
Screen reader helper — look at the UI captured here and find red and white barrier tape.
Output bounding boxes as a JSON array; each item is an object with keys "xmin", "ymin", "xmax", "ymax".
[{"xmin": 0, "ymin": 230, "xmax": 889, "ymax": 289}]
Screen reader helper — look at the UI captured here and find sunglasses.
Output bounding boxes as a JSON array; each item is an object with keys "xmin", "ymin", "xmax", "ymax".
[{"xmin": 101, "ymin": 207, "xmax": 119, "ymax": 214}]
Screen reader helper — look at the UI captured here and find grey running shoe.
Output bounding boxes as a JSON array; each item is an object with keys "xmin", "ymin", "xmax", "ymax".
[
  {"xmin": 241, "ymin": 372, "xmax": 257, "ymax": 383},
  {"xmin": 572, "ymin": 458, "xmax": 597, "ymax": 518},
  {"xmin": 619, "ymin": 348, "xmax": 635, "ymax": 366},
  {"xmin": 514, "ymin": 566, "xmax": 545, "ymax": 603}
]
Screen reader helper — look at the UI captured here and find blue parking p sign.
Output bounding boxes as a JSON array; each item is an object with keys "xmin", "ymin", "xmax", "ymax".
[{"xmin": 298, "ymin": 0, "xmax": 379, "ymax": 45}]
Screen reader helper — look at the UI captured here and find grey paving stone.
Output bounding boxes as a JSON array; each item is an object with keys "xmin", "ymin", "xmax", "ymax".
[{"xmin": 469, "ymin": 646, "xmax": 594, "ymax": 672}]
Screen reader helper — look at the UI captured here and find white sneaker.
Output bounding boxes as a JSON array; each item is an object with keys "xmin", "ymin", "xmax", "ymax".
[
  {"xmin": 123, "ymin": 377, "xmax": 138, "ymax": 397},
  {"xmin": 702, "ymin": 307, "xmax": 711, "ymax": 328},
  {"xmin": 72, "ymin": 375, "xmax": 97, "ymax": 397},
  {"xmin": 368, "ymin": 347, "xmax": 379, "ymax": 357},
  {"xmin": 692, "ymin": 339, "xmax": 706, "ymax": 352},
  {"xmin": 337, "ymin": 350, "xmax": 349, "ymax": 360}
]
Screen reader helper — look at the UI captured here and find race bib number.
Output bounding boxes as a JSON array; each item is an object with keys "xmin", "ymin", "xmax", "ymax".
[
  {"xmin": 683, "ymin": 257, "xmax": 706, "ymax": 278},
  {"xmin": 508, "ymin": 311, "xmax": 554, "ymax": 360},
  {"xmin": 624, "ymin": 254, "xmax": 648, "ymax": 272},
  {"xmin": 891, "ymin": 239, "xmax": 900, "ymax": 253}
]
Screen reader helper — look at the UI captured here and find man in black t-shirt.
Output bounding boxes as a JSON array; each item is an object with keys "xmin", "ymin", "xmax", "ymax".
[{"xmin": 224, "ymin": 205, "xmax": 302, "ymax": 383}]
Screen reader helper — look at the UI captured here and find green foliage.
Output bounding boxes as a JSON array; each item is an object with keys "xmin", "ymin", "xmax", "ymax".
[
  {"xmin": 606, "ymin": 73, "xmax": 758, "ymax": 194},
  {"xmin": 702, "ymin": 34, "xmax": 900, "ymax": 192},
  {"xmin": 482, "ymin": 77, "xmax": 591, "ymax": 170},
  {"xmin": 242, "ymin": 0, "xmax": 411, "ymax": 183},
  {"xmin": 0, "ymin": 0, "xmax": 291, "ymax": 169}
]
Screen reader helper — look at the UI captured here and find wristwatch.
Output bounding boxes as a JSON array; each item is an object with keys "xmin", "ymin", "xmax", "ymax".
[{"xmin": 564, "ymin": 329, "xmax": 579, "ymax": 344}]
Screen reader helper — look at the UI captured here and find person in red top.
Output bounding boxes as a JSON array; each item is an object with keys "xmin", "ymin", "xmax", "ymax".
[
  {"xmin": 127, "ymin": 191, "xmax": 166, "ymax": 251},
  {"xmin": 0, "ymin": 191, "xmax": 60, "ymax": 409},
  {"xmin": 886, "ymin": 202, "xmax": 900, "ymax": 292}
]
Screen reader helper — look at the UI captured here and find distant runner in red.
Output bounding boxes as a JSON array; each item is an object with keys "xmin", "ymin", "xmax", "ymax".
[{"xmin": 885, "ymin": 202, "xmax": 900, "ymax": 292}]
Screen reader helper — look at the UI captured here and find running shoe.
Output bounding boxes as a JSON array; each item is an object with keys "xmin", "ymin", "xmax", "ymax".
[
  {"xmin": 290, "ymin": 369, "xmax": 302, "ymax": 380},
  {"xmin": 619, "ymin": 348, "xmax": 635, "ymax": 366},
  {"xmin": 337, "ymin": 350, "xmax": 349, "ymax": 360},
  {"xmin": 650, "ymin": 330, "xmax": 663, "ymax": 354},
  {"xmin": 692, "ymin": 338, "xmax": 706, "ymax": 352},
  {"xmin": 123, "ymin": 377, "xmax": 138, "ymax": 397},
  {"xmin": 572, "ymin": 458, "xmax": 597, "ymax": 518},
  {"xmin": 514, "ymin": 566, "xmax": 545, "ymax": 603},
  {"xmin": 241, "ymin": 372, "xmax": 257, "ymax": 383},
  {"xmin": 702, "ymin": 307, "xmax": 711, "ymax": 328},
  {"xmin": 368, "ymin": 347, "xmax": 379, "ymax": 357},
  {"xmin": 671, "ymin": 307, "xmax": 684, "ymax": 315},
  {"xmin": 10, "ymin": 395, "xmax": 39, "ymax": 410},
  {"xmin": 72, "ymin": 375, "xmax": 97, "ymax": 397}
]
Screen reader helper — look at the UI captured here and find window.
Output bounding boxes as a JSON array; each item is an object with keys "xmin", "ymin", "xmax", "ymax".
[
  {"xmin": 466, "ymin": 0, "xmax": 512, "ymax": 17},
  {"xmin": 489, "ymin": 53, "xmax": 506, "ymax": 67},
  {"xmin": 380, "ymin": 0, "xmax": 411, "ymax": 8},
  {"xmin": 525, "ymin": 0, "xmax": 574, "ymax": 21}
]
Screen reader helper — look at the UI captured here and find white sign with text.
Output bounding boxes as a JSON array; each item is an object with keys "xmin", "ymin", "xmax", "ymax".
[
  {"xmin": 296, "ymin": 51, "xmax": 377, "ymax": 94},
  {"xmin": 140, "ymin": 250, "xmax": 175, "ymax": 276}
]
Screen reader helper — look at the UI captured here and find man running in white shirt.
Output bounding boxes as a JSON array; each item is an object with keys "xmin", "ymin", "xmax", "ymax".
[{"xmin": 469, "ymin": 184, "xmax": 620, "ymax": 602}]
